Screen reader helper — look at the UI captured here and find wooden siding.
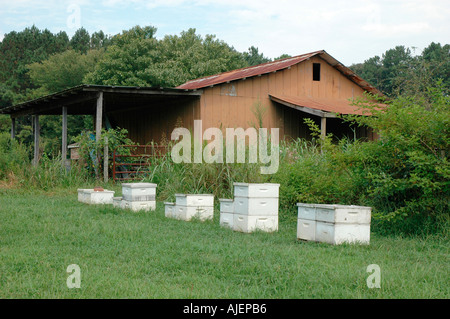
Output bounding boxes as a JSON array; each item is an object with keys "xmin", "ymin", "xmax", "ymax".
[{"xmin": 199, "ymin": 56, "xmax": 370, "ymax": 140}]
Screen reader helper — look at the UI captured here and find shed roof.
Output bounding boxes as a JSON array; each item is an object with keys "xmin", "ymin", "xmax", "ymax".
[
  {"xmin": 269, "ymin": 94, "xmax": 373, "ymax": 118},
  {"xmin": 177, "ymin": 50, "xmax": 384, "ymax": 97},
  {"xmin": 0, "ymin": 84, "xmax": 201, "ymax": 117}
]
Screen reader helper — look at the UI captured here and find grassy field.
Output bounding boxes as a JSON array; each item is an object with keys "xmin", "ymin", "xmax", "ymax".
[{"xmin": 0, "ymin": 187, "xmax": 448, "ymax": 299}]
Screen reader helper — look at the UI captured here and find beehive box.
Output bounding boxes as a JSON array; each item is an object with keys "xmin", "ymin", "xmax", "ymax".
[
  {"xmin": 164, "ymin": 202, "xmax": 175, "ymax": 218},
  {"xmin": 315, "ymin": 222, "xmax": 370, "ymax": 245},
  {"xmin": 113, "ymin": 197, "xmax": 123, "ymax": 208},
  {"xmin": 173, "ymin": 205, "xmax": 214, "ymax": 221},
  {"xmin": 121, "ymin": 183, "xmax": 157, "ymax": 201},
  {"xmin": 296, "ymin": 203, "xmax": 372, "ymax": 245},
  {"xmin": 297, "ymin": 219, "xmax": 316, "ymax": 241},
  {"xmin": 219, "ymin": 212, "xmax": 234, "ymax": 229},
  {"xmin": 219, "ymin": 199, "xmax": 234, "ymax": 229},
  {"xmin": 122, "ymin": 199, "xmax": 156, "ymax": 212},
  {"xmin": 175, "ymin": 194, "xmax": 214, "ymax": 207},
  {"xmin": 219, "ymin": 198, "xmax": 234, "ymax": 213},
  {"xmin": 233, "ymin": 183, "xmax": 280, "ymax": 198},
  {"xmin": 233, "ymin": 197, "xmax": 279, "ymax": 216},
  {"xmin": 233, "ymin": 214, "xmax": 278, "ymax": 233},
  {"xmin": 77, "ymin": 189, "xmax": 115, "ymax": 204}
]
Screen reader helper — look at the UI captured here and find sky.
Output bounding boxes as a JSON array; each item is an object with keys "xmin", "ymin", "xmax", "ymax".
[{"xmin": 0, "ymin": 0, "xmax": 449, "ymax": 66}]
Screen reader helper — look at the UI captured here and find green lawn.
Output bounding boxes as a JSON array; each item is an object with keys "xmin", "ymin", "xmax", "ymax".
[{"xmin": 0, "ymin": 188, "xmax": 448, "ymax": 299}]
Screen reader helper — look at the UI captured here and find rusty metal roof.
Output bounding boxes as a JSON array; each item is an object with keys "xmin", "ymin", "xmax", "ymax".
[{"xmin": 177, "ymin": 50, "xmax": 383, "ymax": 97}]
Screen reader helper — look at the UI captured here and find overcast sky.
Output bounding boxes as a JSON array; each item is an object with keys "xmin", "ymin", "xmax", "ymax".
[{"xmin": 0, "ymin": 0, "xmax": 449, "ymax": 65}]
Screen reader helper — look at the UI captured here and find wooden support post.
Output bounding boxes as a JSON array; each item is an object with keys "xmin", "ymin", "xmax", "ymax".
[
  {"xmin": 96, "ymin": 92, "xmax": 103, "ymax": 142},
  {"xmin": 104, "ymin": 136, "xmax": 109, "ymax": 183},
  {"xmin": 62, "ymin": 106, "xmax": 68, "ymax": 166},
  {"xmin": 320, "ymin": 117, "xmax": 327, "ymax": 139},
  {"xmin": 33, "ymin": 115, "xmax": 40, "ymax": 166},
  {"xmin": 10, "ymin": 117, "xmax": 16, "ymax": 140}
]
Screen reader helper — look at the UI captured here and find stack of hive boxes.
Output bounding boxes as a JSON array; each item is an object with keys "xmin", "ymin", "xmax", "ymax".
[
  {"xmin": 113, "ymin": 183, "xmax": 157, "ymax": 212},
  {"xmin": 165, "ymin": 194, "xmax": 214, "ymax": 221},
  {"xmin": 296, "ymin": 203, "xmax": 372, "ymax": 245},
  {"xmin": 220, "ymin": 183, "xmax": 280, "ymax": 233}
]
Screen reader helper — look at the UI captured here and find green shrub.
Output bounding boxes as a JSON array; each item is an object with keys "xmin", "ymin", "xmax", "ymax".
[
  {"xmin": 73, "ymin": 127, "xmax": 134, "ymax": 177},
  {"xmin": 0, "ymin": 132, "xmax": 29, "ymax": 179},
  {"xmin": 342, "ymin": 82, "xmax": 450, "ymax": 235}
]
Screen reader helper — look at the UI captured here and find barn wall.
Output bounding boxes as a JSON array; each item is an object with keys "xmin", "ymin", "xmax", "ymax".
[{"xmin": 199, "ymin": 56, "xmax": 370, "ymax": 140}]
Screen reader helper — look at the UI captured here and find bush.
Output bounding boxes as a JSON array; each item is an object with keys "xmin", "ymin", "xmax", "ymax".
[
  {"xmin": 0, "ymin": 132, "xmax": 29, "ymax": 179},
  {"xmin": 73, "ymin": 127, "xmax": 134, "ymax": 177},
  {"xmin": 342, "ymin": 82, "xmax": 450, "ymax": 235}
]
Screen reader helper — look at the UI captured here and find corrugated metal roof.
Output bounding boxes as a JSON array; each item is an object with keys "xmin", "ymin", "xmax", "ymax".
[
  {"xmin": 177, "ymin": 50, "xmax": 384, "ymax": 97},
  {"xmin": 269, "ymin": 94, "xmax": 374, "ymax": 116},
  {"xmin": 177, "ymin": 50, "xmax": 322, "ymax": 90}
]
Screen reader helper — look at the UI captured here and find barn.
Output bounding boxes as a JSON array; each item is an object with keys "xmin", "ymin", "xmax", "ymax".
[{"xmin": 1, "ymin": 50, "xmax": 383, "ymax": 164}]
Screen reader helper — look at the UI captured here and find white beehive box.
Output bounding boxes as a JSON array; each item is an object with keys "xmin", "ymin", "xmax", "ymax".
[
  {"xmin": 297, "ymin": 203, "xmax": 371, "ymax": 224},
  {"xmin": 315, "ymin": 204, "xmax": 371, "ymax": 224},
  {"xmin": 122, "ymin": 199, "xmax": 156, "ymax": 212},
  {"xmin": 164, "ymin": 202, "xmax": 175, "ymax": 218},
  {"xmin": 113, "ymin": 197, "xmax": 123, "ymax": 208},
  {"xmin": 233, "ymin": 214, "xmax": 278, "ymax": 233},
  {"xmin": 173, "ymin": 205, "xmax": 214, "ymax": 221},
  {"xmin": 315, "ymin": 222, "xmax": 371, "ymax": 245},
  {"xmin": 233, "ymin": 183, "xmax": 280, "ymax": 198},
  {"xmin": 122, "ymin": 183, "xmax": 157, "ymax": 201},
  {"xmin": 219, "ymin": 212, "xmax": 234, "ymax": 229},
  {"xmin": 296, "ymin": 203, "xmax": 372, "ymax": 245},
  {"xmin": 77, "ymin": 189, "xmax": 115, "ymax": 204},
  {"xmin": 234, "ymin": 197, "xmax": 278, "ymax": 216},
  {"xmin": 219, "ymin": 199, "xmax": 234, "ymax": 229},
  {"xmin": 175, "ymin": 194, "xmax": 214, "ymax": 207},
  {"xmin": 219, "ymin": 199, "xmax": 234, "ymax": 213},
  {"xmin": 297, "ymin": 219, "xmax": 316, "ymax": 241},
  {"xmin": 297, "ymin": 203, "xmax": 317, "ymax": 220},
  {"xmin": 77, "ymin": 189, "xmax": 89, "ymax": 203}
]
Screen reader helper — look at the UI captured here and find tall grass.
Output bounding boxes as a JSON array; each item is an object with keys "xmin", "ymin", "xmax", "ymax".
[
  {"xmin": 0, "ymin": 132, "xmax": 93, "ymax": 190},
  {"xmin": 144, "ymin": 149, "xmax": 268, "ymax": 202}
]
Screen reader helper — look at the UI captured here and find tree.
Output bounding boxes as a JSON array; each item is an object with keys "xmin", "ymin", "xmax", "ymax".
[
  {"xmin": 70, "ymin": 27, "xmax": 90, "ymax": 54},
  {"xmin": 84, "ymin": 25, "xmax": 159, "ymax": 86},
  {"xmin": 274, "ymin": 54, "xmax": 292, "ymax": 61},
  {"xmin": 90, "ymin": 31, "xmax": 112, "ymax": 50},
  {"xmin": 243, "ymin": 46, "xmax": 271, "ymax": 66},
  {"xmin": 27, "ymin": 49, "xmax": 104, "ymax": 94},
  {"xmin": 152, "ymin": 28, "xmax": 247, "ymax": 86},
  {"xmin": 84, "ymin": 26, "xmax": 247, "ymax": 87},
  {"xmin": 0, "ymin": 26, "xmax": 70, "ymax": 106}
]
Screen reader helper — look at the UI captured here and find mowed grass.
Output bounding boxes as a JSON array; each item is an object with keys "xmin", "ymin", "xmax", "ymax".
[{"xmin": 0, "ymin": 188, "xmax": 448, "ymax": 299}]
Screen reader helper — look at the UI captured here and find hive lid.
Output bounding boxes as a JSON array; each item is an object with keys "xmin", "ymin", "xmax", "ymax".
[
  {"xmin": 175, "ymin": 193, "xmax": 214, "ymax": 197},
  {"xmin": 121, "ymin": 183, "xmax": 157, "ymax": 188},
  {"xmin": 233, "ymin": 182, "xmax": 280, "ymax": 186},
  {"xmin": 219, "ymin": 198, "xmax": 234, "ymax": 202},
  {"xmin": 296, "ymin": 203, "xmax": 372, "ymax": 210}
]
